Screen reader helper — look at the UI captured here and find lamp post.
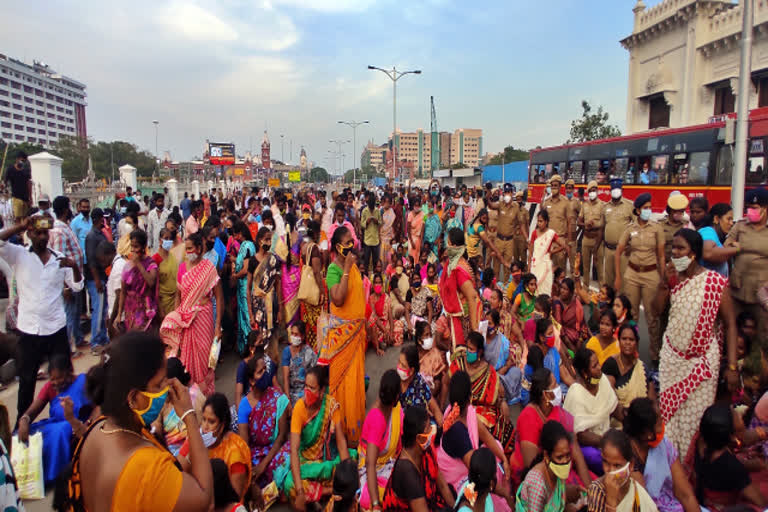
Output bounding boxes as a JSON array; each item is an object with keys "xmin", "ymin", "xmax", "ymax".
[
  {"xmin": 733, "ymin": 0, "xmax": 754, "ymax": 220},
  {"xmin": 338, "ymin": 120, "xmax": 369, "ymax": 186},
  {"xmin": 280, "ymin": 134, "xmax": 285, "ymax": 163},
  {"xmin": 367, "ymin": 65, "xmax": 421, "ymax": 182},
  {"xmin": 329, "ymin": 139, "xmax": 350, "ymax": 181},
  {"xmin": 152, "ymin": 120, "xmax": 159, "ymax": 175}
]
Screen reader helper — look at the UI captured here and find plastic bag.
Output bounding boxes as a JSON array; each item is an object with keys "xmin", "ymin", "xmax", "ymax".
[
  {"xmin": 11, "ymin": 432, "xmax": 44, "ymax": 500},
  {"xmin": 208, "ymin": 337, "xmax": 221, "ymax": 369}
]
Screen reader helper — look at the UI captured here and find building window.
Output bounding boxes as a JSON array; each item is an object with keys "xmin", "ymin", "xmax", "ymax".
[
  {"xmin": 713, "ymin": 85, "xmax": 735, "ymax": 115},
  {"xmin": 38, "ymin": 129, "xmax": 46, "ymax": 134},
  {"xmin": 14, "ymin": 124, "xmax": 23, "ymax": 130},
  {"xmin": 648, "ymin": 95, "xmax": 670, "ymax": 129},
  {"xmin": 759, "ymin": 76, "xmax": 768, "ymax": 107},
  {"xmin": 0, "ymin": 122, "xmax": 9, "ymax": 128}
]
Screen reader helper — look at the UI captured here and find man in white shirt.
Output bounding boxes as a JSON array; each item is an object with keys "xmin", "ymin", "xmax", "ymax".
[
  {"xmin": 97, "ymin": 241, "xmax": 126, "ymax": 337},
  {"xmin": 146, "ymin": 193, "xmax": 170, "ymax": 252},
  {"xmin": 0, "ymin": 215, "xmax": 83, "ymax": 424}
]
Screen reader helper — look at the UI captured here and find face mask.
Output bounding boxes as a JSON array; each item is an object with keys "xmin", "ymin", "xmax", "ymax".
[
  {"xmin": 608, "ymin": 462, "xmax": 631, "ymax": 487},
  {"xmin": 528, "ymin": 285, "xmax": 537, "ymax": 295},
  {"xmin": 548, "ymin": 460, "xmax": 571, "ymax": 480},
  {"xmin": 546, "ymin": 186, "xmax": 552, "ymax": 195},
  {"xmin": 589, "ymin": 376, "xmax": 601, "ymax": 386},
  {"xmin": 412, "ymin": 282, "xmax": 421, "ymax": 290},
  {"xmin": 186, "ymin": 251, "xmax": 198, "ymax": 262},
  {"xmin": 544, "ymin": 335, "xmax": 556, "ymax": 348},
  {"xmin": 671, "ymin": 255, "xmax": 693, "ymax": 272},
  {"xmin": 261, "ymin": 243, "xmax": 271, "ymax": 252},
  {"xmin": 396, "ymin": 365, "xmax": 410, "ymax": 381},
  {"xmin": 504, "ymin": 195, "xmax": 512, "ymax": 203},
  {"xmin": 373, "ymin": 284, "xmax": 383, "ymax": 294},
  {"xmin": 598, "ymin": 300, "xmax": 608, "ymax": 310},
  {"xmin": 421, "ymin": 337, "xmax": 434, "ymax": 350},
  {"xmin": 81, "ymin": 210, "xmax": 91, "ymax": 218},
  {"xmin": 747, "ymin": 207, "xmax": 763, "ymax": 224},
  {"xmin": 417, "ymin": 424, "xmax": 437, "ymax": 451},
  {"xmin": 611, "ymin": 189, "xmax": 622, "ymax": 200},
  {"xmin": 156, "ymin": 205, "xmax": 164, "ymax": 211},
  {"xmin": 264, "ymin": 224, "xmax": 274, "ymax": 231},
  {"xmin": 304, "ymin": 387, "xmax": 321, "ymax": 407},
  {"xmin": 290, "ymin": 335, "xmax": 303, "ymax": 346},
  {"xmin": 466, "ymin": 350, "xmax": 479, "ymax": 364},
  {"xmin": 548, "ymin": 386, "xmax": 563, "ymax": 407},
  {"xmin": 337, "ymin": 242, "xmax": 353, "ymax": 256},
  {"xmin": 205, "ymin": 240, "xmax": 214, "ymax": 251},
  {"xmin": 449, "ymin": 210, "xmax": 456, "ymax": 218},
  {"xmin": 254, "ymin": 371, "xmax": 271, "ymax": 391},
  {"xmin": 588, "ymin": 191, "xmax": 597, "ymax": 201},
  {"xmin": 248, "ymin": 215, "xmax": 258, "ymax": 223},
  {"xmin": 648, "ymin": 423, "xmax": 665, "ymax": 448},
  {"xmin": 200, "ymin": 428, "xmax": 218, "ymax": 448},
  {"xmin": 640, "ymin": 208, "xmax": 652, "ymax": 221},
  {"xmin": 132, "ymin": 386, "xmax": 169, "ymax": 427},
  {"xmin": 302, "ymin": 212, "xmax": 310, "ymax": 220},
  {"xmin": 161, "ymin": 239, "xmax": 174, "ymax": 251},
  {"xmin": 395, "ymin": 266, "xmax": 403, "ymax": 275},
  {"xmin": 566, "ymin": 192, "xmax": 574, "ymax": 199}
]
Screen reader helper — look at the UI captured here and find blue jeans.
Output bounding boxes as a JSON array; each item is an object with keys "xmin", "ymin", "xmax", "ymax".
[
  {"xmin": 64, "ymin": 290, "xmax": 84, "ymax": 348},
  {"xmin": 86, "ymin": 280, "xmax": 108, "ymax": 346}
]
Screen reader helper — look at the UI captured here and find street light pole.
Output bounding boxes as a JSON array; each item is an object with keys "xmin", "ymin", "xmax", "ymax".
[
  {"xmin": 280, "ymin": 134, "xmax": 285, "ymax": 163},
  {"xmin": 368, "ymin": 65, "xmax": 421, "ymax": 182},
  {"xmin": 329, "ymin": 139, "xmax": 350, "ymax": 180},
  {"xmin": 338, "ymin": 120, "xmax": 369, "ymax": 186},
  {"xmin": 733, "ymin": 0, "xmax": 753, "ymax": 220},
  {"xmin": 153, "ymin": 120, "xmax": 159, "ymax": 176}
]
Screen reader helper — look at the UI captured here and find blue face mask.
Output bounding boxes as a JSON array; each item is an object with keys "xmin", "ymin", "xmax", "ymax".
[
  {"xmin": 132, "ymin": 386, "xmax": 169, "ymax": 427},
  {"xmin": 640, "ymin": 208, "xmax": 652, "ymax": 221},
  {"xmin": 253, "ymin": 371, "xmax": 271, "ymax": 391},
  {"xmin": 161, "ymin": 239, "xmax": 173, "ymax": 251},
  {"xmin": 120, "ymin": 207, "xmax": 127, "ymax": 215},
  {"xmin": 566, "ymin": 192, "xmax": 573, "ymax": 199},
  {"xmin": 466, "ymin": 350, "xmax": 479, "ymax": 364}
]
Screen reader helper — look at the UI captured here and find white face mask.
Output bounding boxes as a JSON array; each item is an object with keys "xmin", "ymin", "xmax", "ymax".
[
  {"xmin": 200, "ymin": 428, "xmax": 217, "ymax": 448},
  {"xmin": 588, "ymin": 191, "xmax": 598, "ymax": 201},
  {"xmin": 290, "ymin": 335, "xmax": 303, "ymax": 346},
  {"xmin": 396, "ymin": 367, "xmax": 409, "ymax": 381},
  {"xmin": 421, "ymin": 337, "xmax": 434, "ymax": 350},
  {"xmin": 611, "ymin": 189, "xmax": 622, "ymax": 200},
  {"xmin": 640, "ymin": 208, "xmax": 652, "ymax": 221},
  {"xmin": 503, "ymin": 195, "xmax": 511, "ymax": 204},
  {"xmin": 548, "ymin": 386, "xmax": 563, "ymax": 407},
  {"xmin": 546, "ymin": 186, "xmax": 552, "ymax": 196},
  {"xmin": 608, "ymin": 461, "xmax": 631, "ymax": 487},
  {"xmin": 186, "ymin": 252, "xmax": 199, "ymax": 262},
  {"xmin": 671, "ymin": 255, "xmax": 693, "ymax": 272}
]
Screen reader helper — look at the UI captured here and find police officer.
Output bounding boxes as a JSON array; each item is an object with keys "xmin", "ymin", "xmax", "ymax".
[
  {"xmin": 615, "ymin": 192, "xmax": 666, "ymax": 366},
  {"xmin": 541, "ymin": 175, "xmax": 570, "ymax": 273},
  {"xmin": 513, "ymin": 190, "xmax": 530, "ymax": 264},
  {"xmin": 579, "ymin": 180, "xmax": 605, "ymax": 286},
  {"xmin": 662, "ymin": 191, "xmax": 689, "ymax": 262},
  {"xmin": 485, "ymin": 185, "xmax": 499, "ymax": 271},
  {"xmin": 565, "ymin": 179, "xmax": 581, "ymax": 275},
  {"xmin": 726, "ymin": 188, "xmax": 768, "ymax": 344},
  {"xmin": 603, "ymin": 178, "xmax": 634, "ymax": 288},
  {"xmin": 488, "ymin": 183, "xmax": 519, "ymax": 282}
]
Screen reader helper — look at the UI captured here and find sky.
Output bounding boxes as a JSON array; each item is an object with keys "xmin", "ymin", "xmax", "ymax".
[{"xmin": 0, "ymin": 0, "xmax": 665, "ymax": 173}]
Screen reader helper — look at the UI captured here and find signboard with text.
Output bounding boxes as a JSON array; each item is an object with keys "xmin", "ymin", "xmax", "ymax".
[
  {"xmin": 208, "ymin": 142, "xmax": 236, "ymax": 165},
  {"xmin": 268, "ymin": 178, "xmax": 281, "ymax": 187},
  {"xmin": 289, "ymin": 171, "xmax": 301, "ymax": 182}
]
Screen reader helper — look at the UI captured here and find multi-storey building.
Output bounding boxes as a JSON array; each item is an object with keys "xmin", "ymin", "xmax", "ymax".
[
  {"xmin": 449, "ymin": 128, "xmax": 483, "ymax": 167},
  {"xmin": 0, "ymin": 54, "xmax": 87, "ymax": 147},
  {"xmin": 361, "ymin": 141, "xmax": 388, "ymax": 171},
  {"xmin": 386, "ymin": 128, "xmax": 483, "ymax": 177}
]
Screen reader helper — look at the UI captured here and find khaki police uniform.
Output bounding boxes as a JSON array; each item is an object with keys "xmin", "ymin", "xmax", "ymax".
[
  {"xmin": 603, "ymin": 198, "xmax": 634, "ymax": 287},
  {"xmin": 567, "ymin": 197, "xmax": 581, "ymax": 275},
  {"xmin": 580, "ymin": 197, "xmax": 606, "ymax": 286},
  {"xmin": 661, "ymin": 218, "xmax": 685, "ymax": 262},
  {"xmin": 494, "ymin": 201, "xmax": 519, "ymax": 282},
  {"xmin": 541, "ymin": 195, "xmax": 569, "ymax": 272},
  {"xmin": 618, "ymin": 219, "xmax": 664, "ymax": 361},
  {"xmin": 486, "ymin": 204, "xmax": 499, "ymax": 271},
  {"xmin": 514, "ymin": 202, "xmax": 530, "ymax": 264},
  {"xmin": 728, "ymin": 219, "xmax": 768, "ymax": 343}
]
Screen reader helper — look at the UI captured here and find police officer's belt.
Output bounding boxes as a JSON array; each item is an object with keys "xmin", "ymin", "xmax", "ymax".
[
  {"xmin": 496, "ymin": 233, "xmax": 514, "ymax": 241},
  {"xmin": 604, "ymin": 242, "xmax": 618, "ymax": 250}
]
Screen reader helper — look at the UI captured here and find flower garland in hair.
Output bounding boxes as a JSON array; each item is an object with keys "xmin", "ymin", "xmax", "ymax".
[
  {"xmin": 443, "ymin": 402, "xmax": 461, "ymax": 432},
  {"xmin": 463, "ymin": 482, "xmax": 478, "ymax": 506}
]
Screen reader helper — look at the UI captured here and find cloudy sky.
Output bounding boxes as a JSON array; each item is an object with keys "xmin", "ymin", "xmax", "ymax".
[{"xmin": 1, "ymin": 0, "xmax": 653, "ymax": 172}]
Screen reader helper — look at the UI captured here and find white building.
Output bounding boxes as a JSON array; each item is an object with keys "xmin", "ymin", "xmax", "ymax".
[
  {"xmin": 622, "ymin": 0, "xmax": 768, "ymax": 134},
  {"xmin": 0, "ymin": 54, "xmax": 87, "ymax": 147}
]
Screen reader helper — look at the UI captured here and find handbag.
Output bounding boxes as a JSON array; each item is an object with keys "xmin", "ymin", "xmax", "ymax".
[
  {"xmin": 11, "ymin": 432, "xmax": 44, "ymax": 500},
  {"xmin": 297, "ymin": 242, "xmax": 321, "ymax": 306},
  {"xmin": 208, "ymin": 337, "xmax": 221, "ymax": 370}
]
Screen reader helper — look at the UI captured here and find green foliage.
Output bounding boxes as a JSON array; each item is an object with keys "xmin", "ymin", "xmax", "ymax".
[
  {"xmin": 450, "ymin": 162, "xmax": 467, "ymax": 169},
  {"xmin": 567, "ymin": 100, "xmax": 621, "ymax": 144},
  {"xmin": 52, "ymin": 135, "xmax": 90, "ymax": 182},
  {"xmin": 488, "ymin": 146, "xmax": 530, "ymax": 165},
  {"xmin": 89, "ymin": 141, "xmax": 156, "ymax": 179},
  {"xmin": 309, "ymin": 167, "xmax": 330, "ymax": 183},
  {"xmin": 344, "ymin": 164, "xmax": 384, "ymax": 183},
  {"xmin": 0, "ymin": 140, "xmax": 46, "ymax": 165}
]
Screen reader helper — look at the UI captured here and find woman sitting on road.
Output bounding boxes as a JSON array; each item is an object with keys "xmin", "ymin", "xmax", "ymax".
[{"xmin": 397, "ymin": 344, "xmax": 444, "ymax": 425}]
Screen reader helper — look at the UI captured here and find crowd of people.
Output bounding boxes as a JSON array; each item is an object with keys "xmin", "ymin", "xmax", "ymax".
[{"xmin": 0, "ymin": 151, "xmax": 767, "ymax": 512}]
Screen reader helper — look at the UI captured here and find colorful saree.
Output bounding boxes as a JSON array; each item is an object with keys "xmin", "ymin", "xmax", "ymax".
[
  {"xmin": 160, "ymin": 259, "xmax": 219, "ymax": 395},
  {"xmin": 382, "ymin": 445, "xmax": 448, "ymax": 512},
  {"xmin": 207, "ymin": 432, "xmax": 252, "ymax": 493},
  {"xmin": 235, "ymin": 240, "xmax": 255, "ymax": 354},
  {"xmin": 358, "ymin": 403, "xmax": 403, "ymax": 509},
  {"xmin": 407, "ymin": 210, "xmax": 424, "ymax": 260},
  {"xmin": 439, "ymin": 258, "xmax": 475, "ymax": 370},
  {"xmin": 122, "ymin": 256, "xmax": 159, "ymax": 331},
  {"xmin": 423, "ymin": 213, "xmax": 442, "ymax": 260},
  {"xmin": 319, "ymin": 263, "xmax": 366, "ymax": 446},
  {"xmin": 515, "ymin": 468, "xmax": 565, "ymax": 512},
  {"xmin": 464, "ymin": 362, "xmax": 515, "ymax": 455},
  {"xmin": 530, "ymin": 228, "xmax": 557, "ymax": 297},
  {"xmin": 251, "ymin": 253, "xmax": 280, "ymax": 346},
  {"xmin": 157, "ymin": 252, "xmax": 178, "ymax": 318},
  {"xmin": 247, "ymin": 386, "xmax": 291, "ymax": 487},
  {"xmin": 300, "ymin": 243, "xmax": 325, "ymax": 352}
]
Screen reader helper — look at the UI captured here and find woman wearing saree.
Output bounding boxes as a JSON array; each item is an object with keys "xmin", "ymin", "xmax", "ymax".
[
  {"xmin": 515, "ymin": 420, "xmax": 573, "ymax": 512},
  {"xmin": 529, "ymin": 210, "xmax": 568, "ymax": 297},
  {"xmin": 439, "ymin": 227, "xmax": 480, "ymax": 371},
  {"xmin": 406, "ymin": 195, "xmax": 425, "ymax": 262},
  {"xmin": 279, "ymin": 238, "xmax": 302, "ymax": 327},
  {"xmin": 248, "ymin": 227, "xmax": 281, "ymax": 348},
  {"xmin": 359, "ymin": 370, "xmax": 403, "ymax": 510},
  {"xmin": 155, "ymin": 227, "xmax": 179, "ymax": 319},
  {"xmin": 602, "ymin": 324, "xmax": 655, "ymax": 423},
  {"xmin": 422, "ymin": 201, "xmax": 442, "ymax": 262},
  {"xmin": 278, "ymin": 366, "xmax": 354, "ymax": 510},
  {"xmin": 116, "ymin": 229, "xmax": 159, "ymax": 332},
  {"xmin": 231, "ymin": 221, "xmax": 256, "ymax": 354},
  {"xmin": 512, "ymin": 273, "xmax": 538, "ymax": 324},
  {"xmin": 368, "ymin": 273, "xmax": 394, "ymax": 355},
  {"xmin": 655, "ymin": 229, "xmax": 738, "ymax": 461},
  {"xmin": 300, "ymin": 220, "xmax": 325, "ymax": 352},
  {"xmin": 318, "ymin": 226, "xmax": 367, "ymax": 447},
  {"xmin": 237, "ymin": 356, "xmax": 291, "ymax": 489},
  {"xmin": 160, "ymin": 232, "xmax": 223, "ymax": 396}
]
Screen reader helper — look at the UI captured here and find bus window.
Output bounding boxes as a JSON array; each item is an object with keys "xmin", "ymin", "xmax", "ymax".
[
  {"xmin": 650, "ymin": 155, "xmax": 668, "ymax": 184},
  {"xmin": 715, "ymin": 146, "xmax": 733, "ymax": 185},
  {"xmin": 686, "ymin": 152, "xmax": 711, "ymax": 185},
  {"xmin": 747, "ymin": 156, "xmax": 767, "ymax": 185},
  {"xmin": 568, "ymin": 161, "xmax": 584, "ymax": 183},
  {"xmin": 614, "ymin": 158, "xmax": 628, "ymax": 180},
  {"xmin": 625, "ymin": 158, "xmax": 637, "ymax": 184},
  {"xmin": 587, "ymin": 160, "xmax": 600, "ymax": 183}
]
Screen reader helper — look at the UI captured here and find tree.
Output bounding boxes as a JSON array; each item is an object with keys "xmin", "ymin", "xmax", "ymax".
[
  {"xmin": 488, "ymin": 146, "xmax": 530, "ymax": 165},
  {"xmin": 450, "ymin": 162, "xmax": 467, "ymax": 169},
  {"xmin": 90, "ymin": 141, "xmax": 156, "ymax": 180},
  {"xmin": 53, "ymin": 135, "xmax": 91, "ymax": 182},
  {"xmin": 344, "ymin": 165, "xmax": 383, "ymax": 183},
  {"xmin": 0, "ymin": 140, "xmax": 45, "ymax": 166},
  {"xmin": 309, "ymin": 167, "xmax": 330, "ymax": 183},
  {"xmin": 567, "ymin": 100, "xmax": 621, "ymax": 144}
]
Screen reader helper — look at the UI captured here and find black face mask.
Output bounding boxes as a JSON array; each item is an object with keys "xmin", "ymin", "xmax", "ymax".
[
  {"xmin": 261, "ymin": 243, "xmax": 271, "ymax": 252},
  {"xmin": 206, "ymin": 240, "xmax": 214, "ymax": 251}
]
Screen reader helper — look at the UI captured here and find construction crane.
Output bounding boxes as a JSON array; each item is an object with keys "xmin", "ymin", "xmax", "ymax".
[{"xmin": 430, "ymin": 96, "xmax": 439, "ymax": 177}]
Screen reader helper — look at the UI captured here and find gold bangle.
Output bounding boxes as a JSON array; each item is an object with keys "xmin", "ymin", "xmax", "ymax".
[{"xmin": 179, "ymin": 409, "xmax": 195, "ymax": 424}]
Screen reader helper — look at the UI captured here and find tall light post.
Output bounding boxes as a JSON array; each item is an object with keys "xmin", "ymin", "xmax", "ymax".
[
  {"xmin": 368, "ymin": 65, "xmax": 421, "ymax": 182},
  {"xmin": 280, "ymin": 134, "xmax": 285, "ymax": 163},
  {"xmin": 733, "ymin": 0, "xmax": 754, "ymax": 220},
  {"xmin": 338, "ymin": 120, "xmax": 369, "ymax": 186},
  {"xmin": 152, "ymin": 120, "xmax": 159, "ymax": 175},
  {"xmin": 329, "ymin": 139, "xmax": 350, "ymax": 180}
]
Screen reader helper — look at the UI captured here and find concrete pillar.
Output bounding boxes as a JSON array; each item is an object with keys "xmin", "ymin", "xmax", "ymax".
[
  {"xmin": 166, "ymin": 179, "xmax": 179, "ymax": 208},
  {"xmin": 28, "ymin": 151, "xmax": 63, "ymax": 201},
  {"xmin": 219, "ymin": 179, "xmax": 226, "ymax": 194},
  {"xmin": 191, "ymin": 180, "xmax": 200, "ymax": 199},
  {"xmin": 119, "ymin": 165, "xmax": 138, "ymax": 190}
]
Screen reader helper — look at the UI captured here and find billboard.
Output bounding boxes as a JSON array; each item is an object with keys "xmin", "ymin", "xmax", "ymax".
[
  {"xmin": 208, "ymin": 142, "xmax": 235, "ymax": 165},
  {"xmin": 289, "ymin": 171, "xmax": 301, "ymax": 182},
  {"xmin": 268, "ymin": 178, "xmax": 280, "ymax": 187}
]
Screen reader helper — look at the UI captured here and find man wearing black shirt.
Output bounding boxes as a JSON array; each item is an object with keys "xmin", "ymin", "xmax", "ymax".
[
  {"xmin": 85, "ymin": 208, "xmax": 109, "ymax": 350},
  {"xmin": 4, "ymin": 151, "xmax": 31, "ymax": 220}
]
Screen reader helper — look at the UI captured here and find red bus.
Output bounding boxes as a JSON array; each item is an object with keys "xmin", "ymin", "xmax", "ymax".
[{"xmin": 527, "ymin": 107, "xmax": 768, "ymax": 211}]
